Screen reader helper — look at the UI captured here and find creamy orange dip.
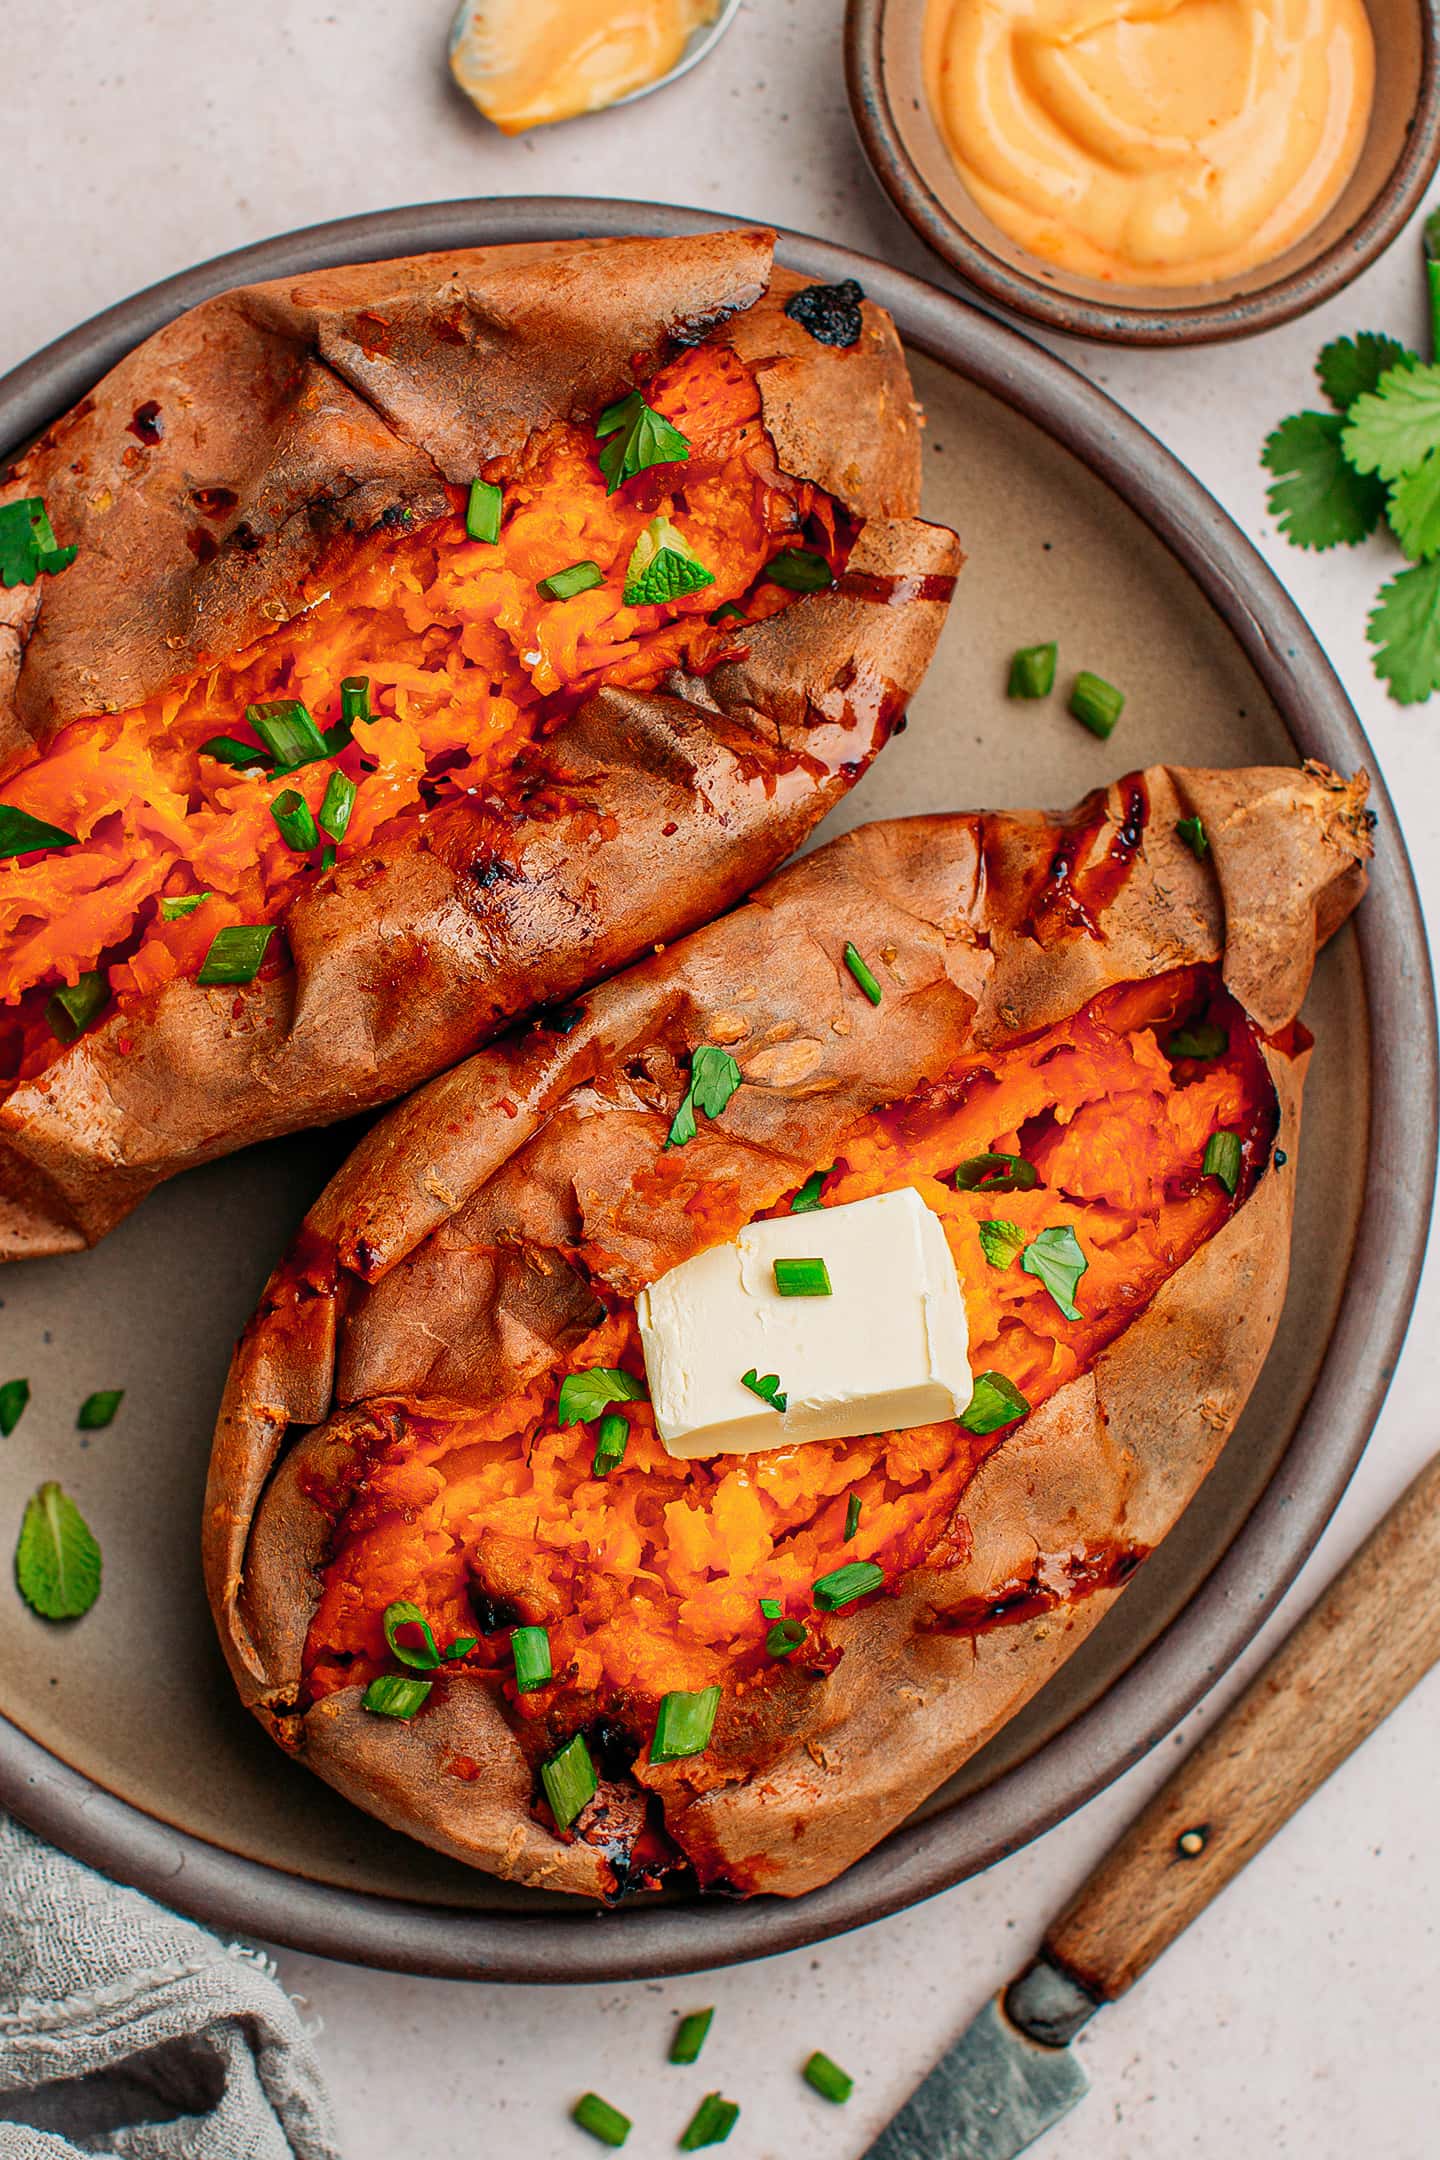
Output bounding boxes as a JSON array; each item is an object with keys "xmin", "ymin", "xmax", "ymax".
[
  {"xmin": 450, "ymin": 0, "xmax": 721, "ymax": 133},
  {"xmin": 923, "ymin": 0, "xmax": 1375, "ymax": 287}
]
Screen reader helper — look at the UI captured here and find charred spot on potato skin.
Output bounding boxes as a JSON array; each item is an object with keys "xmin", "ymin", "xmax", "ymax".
[
  {"xmin": 186, "ymin": 526, "xmax": 220, "ymax": 566},
  {"xmin": 127, "ymin": 400, "xmax": 164, "ymax": 445},
  {"xmin": 928, "ymin": 1539, "xmax": 1151, "ymax": 1639},
  {"xmin": 470, "ymin": 853, "xmax": 522, "ymax": 889},
  {"xmin": 532, "ymin": 1000, "xmax": 586, "ymax": 1036},
  {"xmin": 466, "ymin": 1589, "xmax": 522, "ymax": 1635},
  {"xmin": 667, "ymin": 299, "xmax": 748, "ymax": 351},
  {"xmin": 191, "ymin": 485, "xmax": 239, "ymax": 518},
  {"xmin": 784, "ymin": 279, "xmax": 866, "ymax": 348}
]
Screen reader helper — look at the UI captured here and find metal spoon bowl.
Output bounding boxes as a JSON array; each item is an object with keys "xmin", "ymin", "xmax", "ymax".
[{"xmin": 612, "ymin": 0, "xmax": 744, "ymax": 109}]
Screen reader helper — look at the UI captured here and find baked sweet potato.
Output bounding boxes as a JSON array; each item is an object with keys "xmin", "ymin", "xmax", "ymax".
[
  {"xmin": 205, "ymin": 761, "xmax": 1371, "ymax": 1901},
  {"xmin": 0, "ymin": 229, "xmax": 959, "ymax": 1259}
]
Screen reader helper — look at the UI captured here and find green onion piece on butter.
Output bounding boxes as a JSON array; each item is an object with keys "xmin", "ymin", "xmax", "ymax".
[
  {"xmin": 271, "ymin": 789, "xmax": 319, "ymax": 853},
  {"xmin": 593, "ymin": 1410, "xmax": 629, "ymax": 1477},
  {"xmin": 77, "ymin": 1390, "xmax": 123, "ymax": 1431},
  {"xmin": 803, "ymin": 2051, "xmax": 855, "ymax": 2104},
  {"xmin": 1176, "ymin": 814, "xmax": 1209, "ymax": 858},
  {"xmin": 1008, "ymin": 642, "xmax": 1057, "ymax": 699},
  {"xmin": 160, "ymin": 891, "xmax": 211, "ymax": 920},
  {"xmin": 46, "ymin": 971, "xmax": 107, "ymax": 1045},
  {"xmin": 669, "ymin": 2008, "xmax": 715, "ymax": 2066},
  {"xmin": 1069, "ymin": 671, "xmax": 1125, "ymax": 739},
  {"xmin": 361, "ymin": 1674, "xmax": 431, "ymax": 1720},
  {"xmin": 247, "ymin": 700, "xmax": 329, "ymax": 770},
  {"xmin": 953, "ymin": 1151, "xmax": 1038, "ymax": 1194},
  {"xmin": 1203, "ymin": 1129, "xmax": 1243, "ymax": 1194},
  {"xmin": 843, "ymin": 942, "xmax": 882, "ymax": 1006},
  {"xmin": 511, "ymin": 1624, "xmax": 552, "ymax": 1694},
  {"xmin": 0, "ymin": 1379, "xmax": 31, "ymax": 1436},
  {"xmin": 759, "ymin": 1597, "xmax": 782, "ymax": 1621},
  {"xmin": 651, "ymin": 1685, "xmax": 722, "ymax": 1764},
  {"xmin": 197, "ymin": 924, "xmax": 275, "ymax": 986},
  {"xmin": 844, "ymin": 1492, "xmax": 862, "ymax": 1540},
  {"xmin": 1167, "ymin": 1021, "xmax": 1228, "ymax": 1062},
  {"xmin": 960, "ymin": 1370, "xmax": 1030, "ymax": 1436},
  {"xmin": 465, "ymin": 478, "xmax": 503, "ymax": 545},
  {"xmin": 741, "ymin": 1368, "xmax": 787, "ymax": 1413},
  {"xmin": 383, "ymin": 1599, "xmax": 440, "ymax": 1671},
  {"xmin": 318, "ymin": 768, "xmax": 356, "ymax": 844},
  {"xmin": 679, "ymin": 2093, "xmax": 740, "ymax": 2150},
  {"xmin": 766, "ymin": 547, "xmax": 834, "ymax": 593},
  {"xmin": 767, "ymin": 1618, "xmax": 808, "ymax": 1658},
  {"xmin": 0, "ymin": 804, "xmax": 77, "ymax": 858},
  {"xmin": 774, "ymin": 1256, "xmax": 831, "ymax": 1298},
  {"xmin": 572, "ymin": 2093, "xmax": 631, "ymax": 2148},
  {"xmin": 542, "ymin": 1731, "xmax": 597, "ymax": 1830},
  {"xmin": 340, "ymin": 677, "xmax": 371, "ymax": 726},
  {"xmin": 537, "ymin": 559, "xmax": 604, "ymax": 603},
  {"xmin": 813, "ymin": 1561, "xmax": 884, "ymax": 1612},
  {"xmin": 790, "ymin": 1169, "xmax": 827, "ymax": 1212}
]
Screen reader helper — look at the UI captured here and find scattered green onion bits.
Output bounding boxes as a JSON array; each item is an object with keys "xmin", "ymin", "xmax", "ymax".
[
  {"xmin": 197, "ymin": 924, "xmax": 275, "ymax": 986},
  {"xmin": 571, "ymin": 2093, "xmax": 631, "ymax": 2148},
  {"xmin": 271, "ymin": 789, "xmax": 319, "ymax": 853},
  {"xmin": 466, "ymin": 478, "xmax": 503, "ymax": 544},
  {"xmin": 1007, "ymin": 642, "xmax": 1057, "ymax": 699},
  {"xmin": 319, "ymin": 769, "xmax": 356, "ymax": 843},
  {"xmin": 361, "ymin": 1674, "xmax": 431, "ymax": 1720},
  {"xmin": 247, "ymin": 699, "xmax": 329, "ymax": 770},
  {"xmin": 542, "ymin": 1731, "xmax": 597, "ymax": 1830},
  {"xmin": 953, "ymin": 1151, "xmax": 1038, "ymax": 1194},
  {"xmin": 844, "ymin": 1492, "xmax": 862, "ymax": 1540},
  {"xmin": 593, "ymin": 1411, "xmax": 629, "ymax": 1477},
  {"xmin": 1167, "ymin": 1021, "xmax": 1228, "ymax": 1061},
  {"xmin": 76, "ymin": 1390, "xmax": 123, "ymax": 1431},
  {"xmin": 511, "ymin": 1624, "xmax": 553, "ymax": 1694},
  {"xmin": 766, "ymin": 547, "xmax": 834, "ymax": 593},
  {"xmin": 651, "ymin": 1685, "xmax": 722, "ymax": 1764},
  {"xmin": 767, "ymin": 1618, "xmax": 808, "ymax": 1659},
  {"xmin": 537, "ymin": 559, "xmax": 604, "ymax": 603},
  {"xmin": 1203, "ymin": 1129, "xmax": 1243, "ymax": 1194},
  {"xmin": 741, "ymin": 1368, "xmax": 787, "ymax": 1412},
  {"xmin": 669, "ymin": 2009, "xmax": 715, "ymax": 2066},
  {"xmin": 759, "ymin": 1596, "xmax": 783, "ymax": 1621},
  {"xmin": 340, "ymin": 676, "xmax": 371, "ymax": 726},
  {"xmin": 803, "ymin": 2051, "xmax": 855, "ymax": 2104},
  {"xmin": 790, "ymin": 1169, "xmax": 827, "ymax": 1212},
  {"xmin": 46, "ymin": 971, "xmax": 107, "ymax": 1044},
  {"xmin": 0, "ymin": 1379, "xmax": 30, "ymax": 1436},
  {"xmin": 773, "ymin": 1256, "xmax": 831, "ymax": 1298},
  {"xmin": 843, "ymin": 941, "xmax": 882, "ymax": 1006},
  {"xmin": 813, "ymin": 1561, "xmax": 884, "ymax": 1611},
  {"xmin": 960, "ymin": 1369, "xmax": 1030, "ymax": 1435},
  {"xmin": 383, "ymin": 1599, "xmax": 441, "ymax": 1670},
  {"xmin": 1176, "ymin": 814, "xmax": 1209, "ymax": 858},
  {"xmin": 678, "ymin": 2093, "xmax": 740, "ymax": 2150},
  {"xmin": 1069, "ymin": 671, "xmax": 1125, "ymax": 739},
  {"xmin": 160, "ymin": 890, "xmax": 211, "ymax": 919}
]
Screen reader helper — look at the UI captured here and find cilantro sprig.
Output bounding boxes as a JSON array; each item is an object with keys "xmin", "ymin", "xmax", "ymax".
[{"xmin": 595, "ymin": 389, "xmax": 691, "ymax": 495}]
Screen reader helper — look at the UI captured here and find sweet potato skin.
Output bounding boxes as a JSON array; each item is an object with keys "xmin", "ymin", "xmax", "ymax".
[
  {"xmin": 205, "ymin": 763, "xmax": 1370, "ymax": 1900},
  {"xmin": 0, "ymin": 233, "xmax": 952, "ymax": 1259}
]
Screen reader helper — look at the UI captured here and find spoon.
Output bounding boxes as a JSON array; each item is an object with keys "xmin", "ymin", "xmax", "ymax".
[{"xmin": 450, "ymin": 0, "xmax": 744, "ymax": 132}]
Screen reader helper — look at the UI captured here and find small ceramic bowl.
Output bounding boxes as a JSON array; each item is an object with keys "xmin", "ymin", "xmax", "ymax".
[{"xmin": 845, "ymin": 0, "xmax": 1440, "ymax": 345}]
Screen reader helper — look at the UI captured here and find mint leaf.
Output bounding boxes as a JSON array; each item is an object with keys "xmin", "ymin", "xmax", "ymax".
[
  {"xmin": 959, "ymin": 1370, "xmax": 1030, "ymax": 1436},
  {"xmin": 1389, "ymin": 446, "xmax": 1440, "ymax": 560},
  {"xmin": 623, "ymin": 514, "xmax": 715, "ymax": 608},
  {"xmin": 1343, "ymin": 360, "xmax": 1440, "ymax": 481},
  {"xmin": 595, "ymin": 391, "xmax": 691, "ymax": 494},
  {"xmin": 978, "ymin": 1219, "xmax": 1024, "ymax": 1269},
  {"xmin": 1368, "ymin": 558, "xmax": 1440, "ymax": 703},
  {"xmin": 556, "ymin": 1367, "xmax": 647, "ymax": 1427},
  {"xmin": 383, "ymin": 1599, "xmax": 440, "ymax": 1671},
  {"xmin": 0, "ymin": 497, "xmax": 76, "ymax": 588},
  {"xmin": 1317, "ymin": 333, "xmax": 1414, "ymax": 412},
  {"xmin": 665, "ymin": 1044, "xmax": 743, "ymax": 1149},
  {"xmin": 15, "ymin": 1483, "xmax": 102, "ymax": 1620},
  {"xmin": 1021, "ymin": 1224, "xmax": 1088, "ymax": 1321},
  {"xmin": 1262, "ymin": 412, "xmax": 1384, "ymax": 548}
]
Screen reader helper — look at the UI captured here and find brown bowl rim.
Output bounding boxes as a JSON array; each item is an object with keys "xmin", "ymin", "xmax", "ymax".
[
  {"xmin": 0, "ymin": 197, "xmax": 1433, "ymax": 1981},
  {"xmin": 845, "ymin": 0, "xmax": 1440, "ymax": 347}
]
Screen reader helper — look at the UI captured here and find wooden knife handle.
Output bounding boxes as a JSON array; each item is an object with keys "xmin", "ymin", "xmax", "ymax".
[{"xmin": 1043, "ymin": 1451, "xmax": 1440, "ymax": 2002}]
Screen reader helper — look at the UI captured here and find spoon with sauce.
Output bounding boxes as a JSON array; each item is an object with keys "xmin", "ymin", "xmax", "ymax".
[{"xmin": 450, "ymin": 0, "xmax": 744, "ymax": 136}]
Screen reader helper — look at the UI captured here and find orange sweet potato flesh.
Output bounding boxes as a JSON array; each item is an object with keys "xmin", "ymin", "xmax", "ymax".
[
  {"xmin": 0, "ymin": 229, "xmax": 958, "ymax": 1259},
  {"xmin": 205, "ymin": 761, "xmax": 1370, "ymax": 1901}
]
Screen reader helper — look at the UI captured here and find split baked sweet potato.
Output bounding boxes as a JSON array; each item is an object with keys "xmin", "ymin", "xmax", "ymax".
[
  {"xmin": 0, "ymin": 229, "xmax": 959, "ymax": 1259},
  {"xmin": 205, "ymin": 761, "xmax": 1371, "ymax": 1901}
]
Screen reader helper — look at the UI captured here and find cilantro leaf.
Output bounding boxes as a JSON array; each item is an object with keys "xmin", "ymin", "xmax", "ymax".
[
  {"xmin": 0, "ymin": 497, "xmax": 77, "ymax": 588},
  {"xmin": 978, "ymin": 1219, "xmax": 1024, "ymax": 1269},
  {"xmin": 556, "ymin": 1367, "xmax": 647, "ymax": 1427},
  {"xmin": 1262, "ymin": 412, "xmax": 1385, "ymax": 548},
  {"xmin": 1389, "ymin": 446, "xmax": 1440, "ymax": 560},
  {"xmin": 383, "ymin": 1598, "xmax": 441, "ymax": 1671},
  {"xmin": 1317, "ymin": 333, "xmax": 1414, "ymax": 412},
  {"xmin": 1367, "ymin": 557, "xmax": 1440, "ymax": 703},
  {"xmin": 15, "ymin": 1482, "xmax": 102, "ymax": 1621},
  {"xmin": 595, "ymin": 390, "xmax": 691, "ymax": 495},
  {"xmin": 665, "ymin": 1044, "xmax": 743, "ymax": 1149},
  {"xmin": 622, "ymin": 515, "xmax": 715, "ymax": 608},
  {"xmin": 1343, "ymin": 360, "xmax": 1440, "ymax": 480},
  {"xmin": 1021, "ymin": 1224, "xmax": 1088, "ymax": 1321}
]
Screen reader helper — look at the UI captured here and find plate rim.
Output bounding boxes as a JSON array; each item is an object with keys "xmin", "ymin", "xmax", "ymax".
[{"xmin": 1, "ymin": 195, "xmax": 1433, "ymax": 1983}]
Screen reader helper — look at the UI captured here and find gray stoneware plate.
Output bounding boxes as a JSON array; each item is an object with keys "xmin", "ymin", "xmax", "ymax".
[{"xmin": 1, "ymin": 198, "xmax": 1433, "ymax": 1983}]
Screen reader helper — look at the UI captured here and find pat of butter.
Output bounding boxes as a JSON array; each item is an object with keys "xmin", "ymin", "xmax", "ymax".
[{"xmin": 637, "ymin": 1187, "xmax": 973, "ymax": 1460}]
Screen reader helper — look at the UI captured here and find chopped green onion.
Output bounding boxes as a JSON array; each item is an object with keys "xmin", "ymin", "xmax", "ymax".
[
  {"xmin": 790, "ymin": 1169, "xmax": 827, "ymax": 1213},
  {"xmin": 198, "ymin": 734, "xmax": 272, "ymax": 771},
  {"xmin": 679, "ymin": 2093, "xmax": 740, "ymax": 2149},
  {"xmin": 383, "ymin": 1599, "xmax": 440, "ymax": 1671},
  {"xmin": 160, "ymin": 891, "xmax": 211, "ymax": 919},
  {"xmin": 978, "ymin": 1219, "xmax": 1024, "ymax": 1269},
  {"xmin": 1175, "ymin": 814, "xmax": 1209, "ymax": 858},
  {"xmin": 321, "ymin": 844, "xmax": 337, "ymax": 870},
  {"xmin": 843, "ymin": 942, "xmax": 882, "ymax": 1006},
  {"xmin": 669, "ymin": 2009, "xmax": 715, "ymax": 2065},
  {"xmin": 1203, "ymin": 1129, "xmax": 1243, "ymax": 1194},
  {"xmin": 557, "ymin": 1368, "xmax": 647, "ymax": 1426},
  {"xmin": 1008, "ymin": 642, "xmax": 1057, "ymax": 699},
  {"xmin": 0, "ymin": 496, "xmax": 76, "ymax": 587},
  {"xmin": 767, "ymin": 1618, "xmax": 808, "ymax": 1658},
  {"xmin": 572, "ymin": 2094, "xmax": 631, "ymax": 2148},
  {"xmin": 0, "ymin": 804, "xmax": 77, "ymax": 858},
  {"xmin": 803, "ymin": 2051, "xmax": 855, "ymax": 2104},
  {"xmin": 844, "ymin": 1492, "xmax": 862, "ymax": 1540},
  {"xmin": 361, "ymin": 1674, "xmax": 431, "ymax": 1720},
  {"xmin": 593, "ymin": 1410, "xmax": 629, "ymax": 1477},
  {"xmin": 511, "ymin": 1624, "xmax": 553, "ymax": 1694},
  {"xmin": 197, "ymin": 924, "xmax": 275, "ymax": 985},
  {"xmin": 318, "ymin": 769, "xmax": 356, "ymax": 843},
  {"xmin": 76, "ymin": 1390, "xmax": 123, "ymax": 1431},
  {"xmin": 623, "ymin": 514, "xmax": 715, "ymax": 607},
  {"xmin": 246, "ymin": 700, "xmax": 330, "ymax": 770},
  {"xmin": 954, "ymin": 1152, "xmax": 1039, "ymax": 1194},
  {"xmin": 541, "ymin": 1731, "xmax": 597, "ymax": 1830},
  {"xmin": 340, "ymin": 677, "xmax": 371, "ymax": 726},
  {"xmin": 46, "ymin": 971, "xmax": 108, "ymax": 1044},
  {"xmin": 1167, "ymin": 1022, "xmax": 1228, "ymax": 1061},
  {"xmin": 537, "ymin": 559, "xmax": 604, "ymax": 603},
  {"xmin": 813, "ymin": 1561, "xmax": 884, "ymax": 1611},
  {"xmin": 651, "ymin": 1685, "xmax": 722, "ymax": 1764},
  {"xmin": 741, "ymin": 1368, "xmax": 787, "ymax": 1413},
  {"xmin": 270, "ymin": 789, "xmax": 319, "ymax": 853},
  {"xmin": 1021, "ymin": 1224, "xmax": 1088, "ymax": 1321},
  {"xmin": 1068, "ymin": 671, "xmax": 1125, "ymax": 739},
  {"xmin": 773, "ymin": 1256, "xmax": 831, "ymax": 1297},
  {"xmin": 0, "ymin": 1379, "xmax": 30, "ymax": 1436},
  {"xmin": 960, "ymin": 1370, "xmax": 1030, "ymax": 1435},
  {"xmin": 465, "ymin": 478, "xmax": 503, "ymax": 544},
  {"xmin": 665, "ymin": 1043, "xmax": 743, "ymax": 1149},
  {"xmin": 759, "ymin": 1596, "xmax": 783, "ymax": 1620},
  {"xmin": 766, "ymin": 548, "xmax": 834, "ymax": 593},
  {"xmin": 444, "ymin": 1635, "xmax": 479, "ymax": 1660},
  {"xmin": 595, "ymin": 389, "xmax": 691, "ymax": 494}
]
